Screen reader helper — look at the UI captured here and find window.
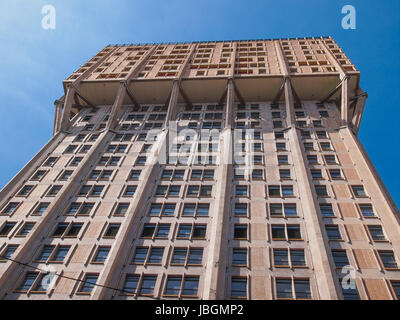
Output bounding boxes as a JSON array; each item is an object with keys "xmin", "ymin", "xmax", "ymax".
[
  {"xmin": 0, "ymin": 245, "xmax": 18, "ymax": 262},
  {"xmin": 234, "ymin": 224, "xmax": 248, "ymax": 240},
  {"xmin": 232, "ymin": 248, "xmax": 248, "ymax": 266},
  {"xmin": 315, "ymin": 185, "xmax": 328, "ymax": 197},
  {"xmin": 92, "ymin": 247, "xmax": 110, "ymax": 263},
  {"xmin": 340, "ymin": 281, "xmax": 360, "ymax": 300},
  {"xmin": 324, "ymin": 154, "xmax": 337, "ymax": 164},
  {"xmin": 234, "ymin": 203, "xmax": 248, "ymax": 216},
  {"xmin": 0, "ymin": 222, "xmax": 16, "ymax": 236},
  {"xmin": 65, "ymin": 202, "xmax": 94, "ymax": 216},
  {"xmin": 70, "ymin": 157, "xmax": 83, "ymax": 166},
  {"xmin": 15, "ymin": 272, "xmax": 39, "ymax": 293},
  {"xmin": 325, "ymin": 225, "xmax": 342, "ymax": 240},
  {"xmin": 304, "ymin": 142, "xmax": 314, "ymax": 151},
  {"xmin": 268, "ymin": 186, "xmax": 281, "ymax": 197},
  {"xmin": 59, "ymin": 170, "xmax": 73, "ymax": 180},
  {"xmin": 276, "ymin": 142, "xmax": 286, "ymax": 151},
  {"xmin": 378, "ymin": 251, "xmax": 398, "ymax": 269},
  {"xmin": 43, "ymin": 157, "xmax": 58, "ymax": 167},
  {"xmin": 316, "ymin": 130, "xmax": 327, "ymax": 138},
  {"xmin": 329, "ymin": 169, "xmax": 343, "ymax": 180},
  {"xmin": 147, "ymin": 248, "xmax": 164, "ymax": 264},
  {"xmin": 77, "ymin": 274, "xmax": 99, "ymax": 294},
  {"xmin": 114, "ymin": 203, "xmax": 129, "ymax": 216},
  {"xmin": 104, "ymin": 223, "xmax": 120, "ymax": 238},
  {"xmin": 177, "ymin": 224, "xmax": 206, "ymax": 240},
  {"xmin": 359, "ymin": 204, "xmax": 375, "ymax": 217},
  {"xmin": 17, "ymin": 222, "xmax": 35, "ymax": 237},
  {"xmin": 31, "ymin": 170, "xmax": 47, "ymax": 181},
  {"xmin": 188, "ymin": 248, "xmax": 203, "ymax": 265},
  {"xmin": 277, "ymin": 155, "xmax": 288, "ymax": 165},
  {"xmin": 352, "ymin": 185, "xmax": 367, "ymax": 197},
  {"xmin": 390, "ymin": 281, "xmax": 400, "ymax": 300},
  {"xmin": 273, "ymin": 249, "xmax": 289, "ymax": 267},
  {"xmin": 17, "ymin": 185, "xmax": 34, "ymax": 197},
  {"xmin": 279, "ymin": 169, "xmax": 291, "ymax": 179},
  {"xmin": 47, "ymin": 185, "xmax": 62, "ymax": 197},
  {"xmin": 123, "ymin": 185, "xmax": 137, "ymax": 197},
  {"xmin": 139, "ymin": 275, "xmax": 157, "ymax": 296},
  {"xmin": 320, "ymin": 203, "xmax": 334, "ymax": 217},
  {"xmin": 155, "ymin": 224, "xmax": 170, "ymax": 239},
  {"xmin": 235, "ymin": 186, "xmax": 248, "ymax": 197},
  {"xmin": 164, "ymin": 276, "xmax": 199, "ymax": 297},
  {"xmin": 276, "ymin": 278, "xmax": 311, "ymax": 300},
  {"xmin": 282, "ymin": 185, "xmax": 294, "ymax": 197},
  {"xmin": 231, "ymin": 277, "xmax": 247, "ymax": 299},
  {"xmin": 2, "ymin": 203, "xmax": 19, "ymax": 215},
  {"xmin": 35, "ymin": 245, "xmax": 70, "ymax": 263},
  {"xmin": 271, "ymin": 224, "xmax": 301, "ymax": 241},
  {"xmin": 332, "ymin": 250, "xmax": 349, "ymax": 268},
  {"xmin": 320, "ymin": 142, "xmax": 332, "ymax": 151},
  {"xmin": 307, "ymin": 155, "xmax": 318, "ymax": 164},
  {"xmin": 311, "ymin": 169, "xmax": 323, "ymax": 179},
  {"xmin": 368, "ymin": 225, "xmax": 386, "ymax": 241},
  {"xmin": 129, "ymin": 170, "xmax": 141, "ymax": 180}
]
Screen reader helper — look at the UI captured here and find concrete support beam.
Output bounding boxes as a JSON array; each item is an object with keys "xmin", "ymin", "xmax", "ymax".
[
  {"xmin": 280, "ymin": 47, "xmax": 340, "ymax": 300},
  {"xmin": 351, "ymin": 91, "xmax": 368, "ymax": 134},
  {"xmin": 53, "ymin": 97, "xmax": 64, "ymax": 135},
  {"xmin": 203, "ymin": 79, "xmax": 234, "ymax": 300},
  {"xmin": 341, "ymin": 76, "xmax": 349, "ymax": 124},
  {"xmin": 106, "ymin": 82, "xmax": 126, "ymax": 131},
  {"xmin": 165, "ymin": 80, "xmax": 180, "ymax": 123},
  {"xmin": 59, "ymin": 86, "xmax": 76, "ymax": 132}
]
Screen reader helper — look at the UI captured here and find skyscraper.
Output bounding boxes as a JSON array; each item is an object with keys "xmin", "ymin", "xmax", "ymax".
[{"xmin": 0, "ymin": 37, "xmax": 399, "ymax": 300}]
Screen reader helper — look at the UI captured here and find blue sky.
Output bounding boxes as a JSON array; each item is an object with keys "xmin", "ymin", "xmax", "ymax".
[{"xmin": 0, "ymin": 0, "xmax": 399, "ymax": 207}]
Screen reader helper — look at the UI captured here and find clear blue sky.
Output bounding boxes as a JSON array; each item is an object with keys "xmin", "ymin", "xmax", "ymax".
[{"xmin": 0, "ymin": 0, "xmax": 399, "ymax": 207}]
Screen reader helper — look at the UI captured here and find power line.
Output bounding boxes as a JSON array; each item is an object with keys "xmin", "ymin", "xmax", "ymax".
[{"xmin": 0, "ymin": 255, "xmax": 158, "ymax": 299}]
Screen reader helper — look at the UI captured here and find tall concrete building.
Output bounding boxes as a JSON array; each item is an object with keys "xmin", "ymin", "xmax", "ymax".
[{"xmin": 0, "ymin": 37, "xmax": 399, "ymax": 300}]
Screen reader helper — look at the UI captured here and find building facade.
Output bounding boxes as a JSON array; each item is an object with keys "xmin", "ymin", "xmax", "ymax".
[{"xmin": 0, "ymin": 37, "xmax": 399, "ymax": 300}]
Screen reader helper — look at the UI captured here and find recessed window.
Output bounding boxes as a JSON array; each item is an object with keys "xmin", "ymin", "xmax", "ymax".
[
  {"xmin": 232, "ymin": 248, "xmax": 248, "ymax": 266},
  {"xmin": 315, "ymin": 185, "xmax": 328, "ymax": 197},
  {"xmin": 16, "ymin": 222, "xmax": 35, "ymax": 237},
  {"xmin": 0, "ymin": 222, "xmax": 17, "ymax": 236},
  {"xmin": 332, "ymin": 250, "xmax": 349, "ymax": 268},
  {"xmin": 234, "ymin": 224, "xmax": 248, "ymax": 240},
  {"xmin": 104, "ymin": 223, "xmax": 120, "ymax": 238},
  {"xmin": 92, "ymin": 246, "xmax": 110, "ymax": 263},
  {"xmin": 307, "ymin": 155, "xmax": 318, "ymax": 164},
  {"xmin": 359, "ymin": 204, "xmax": 375, "ymax": 217},
  {"xmin": 231, "ymin": 277, "xmax": 247, "ymax": 299},
  {"xmin": 378, "ymin": 251, "xmax": 398, "ymax": 269},
  {"xmin": 351, "ymin": 185, "xmax": 367, "ymax": 198},
  {"xmin": 77, "ymin": 274, "xmax": 99, "ymax": 294},
  {"xmin": 276, "ymin": 278, "xmax": 312, "ymax": 300},
  {"xmin": 368, "ymin": 225, "xmax": 386, "ymax": 241},
  {"xmin": 319, "ymin": 203, "xmax": 334, "ymax": 217},
  {"xmin": 0, "ymin": 245, "xmax": 18, "ymax": 262},
  {"xmin": 325, "ymin": 225, "xmax": 342, "ymax": 240}
]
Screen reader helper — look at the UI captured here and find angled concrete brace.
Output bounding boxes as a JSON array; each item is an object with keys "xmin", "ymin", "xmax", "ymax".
[
  {"xmin": 57, "ymin": 48, "xmax": 118, "ymax": 132},
  {"xmin": 319, "ymin": 40, "xmax": 351, "ymax": 125},
  {"xmin": 276, "ymin": 38, "xmax": 340, "ymax": 300},
  {"xmin": 0, "ymin": 127, "xmax": 115, "ymax": 298},
  {"xmin": 71, "ymin": 83, "xmax": 95, "ymax": 108},
  {"xmin": 351, "ymin": 91, "xmax": 368, "ymax": 134},
  {"xmin": 106, "ymin": 45, "xmax": 159, "ymax": 131},
  {"xmin": 272, "ymin": 78, "xmax": 286, "ymax": 104},
  {"xmin": 320, "ymin": 76, "xmax": 349, "ymax": 104},
  {"xmin": 53, "ymin": 96, "xmax": 65, "ymax": 134}
]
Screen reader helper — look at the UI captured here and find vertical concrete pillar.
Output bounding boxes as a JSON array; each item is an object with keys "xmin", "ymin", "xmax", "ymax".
[
  {"xmin": 341, "ymin": 76, "xmax": 349, "ymax": 124},
  {"xmin": 203, "ymin": 80, "xmax": 234, "ymax": 299},
  {"xmin": 283, "ymin": 80, "xmax": 340, "ymax": 299}
]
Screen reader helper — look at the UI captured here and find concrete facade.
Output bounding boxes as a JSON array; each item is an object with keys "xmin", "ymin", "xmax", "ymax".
[{"xmin": 0, "ymin": 37, "xmax": 399, "ymax": 300}]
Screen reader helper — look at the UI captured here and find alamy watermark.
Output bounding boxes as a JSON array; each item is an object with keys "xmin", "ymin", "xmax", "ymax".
[
  {"xmin": 342, "ymin": 5, "xmax": 356, "ymax": 30},
  {"xmin": 41, "ymin": 5, "xmax": 56, "ymax": 30}
]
